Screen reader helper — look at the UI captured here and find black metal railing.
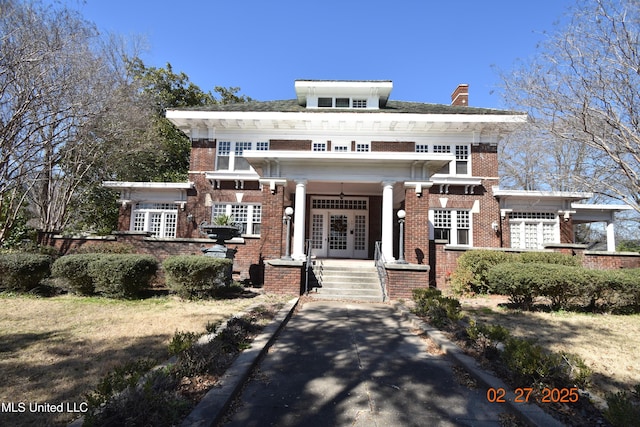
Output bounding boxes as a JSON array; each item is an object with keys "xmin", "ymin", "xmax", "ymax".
[{"xmin": 374, "ymin": 241, "xmax": 388, "ymax": 302}]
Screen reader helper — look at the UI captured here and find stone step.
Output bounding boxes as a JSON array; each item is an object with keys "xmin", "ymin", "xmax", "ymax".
[{"xmin": 308, "ymin": 260, "xmax": 383, "ymax": 302}]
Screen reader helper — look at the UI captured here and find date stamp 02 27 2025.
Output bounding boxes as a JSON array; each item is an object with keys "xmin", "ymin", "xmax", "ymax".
[{"xmin": 486, "ymin": 387, "xmax": 580, "ymax": 404}]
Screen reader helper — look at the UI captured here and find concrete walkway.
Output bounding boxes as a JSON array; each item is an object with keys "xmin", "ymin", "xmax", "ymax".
[{"xmin": 219, "ymin": 301, "xmax": 515, "ymax": 426}]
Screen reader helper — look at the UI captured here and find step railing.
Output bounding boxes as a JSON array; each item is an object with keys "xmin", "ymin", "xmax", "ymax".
[{"xmin": 374, "ymin": 241, "xmax": 388, "ymax": 302}]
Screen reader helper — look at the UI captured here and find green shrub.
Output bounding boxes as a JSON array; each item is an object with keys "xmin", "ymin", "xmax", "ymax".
[
  {"xmin": 604, "ymin": 391, "xmax": 640, "ymax": 427},
  {"xmin": 412, "ymin": 288, "xmax": 462, "ymax": 327},
  {"xmin": 0, "ymin": 253, "xmax": 52, "ymax": 292},
  {"xmin": 168, "ymin": 331, "xmax": 199, "ymax": 356},
  {"xmin": 163, "ymin": 255, "xmax": 233, "ymax": 300},
  {"xmin": 518, "ymin": 251, "xmax": 581, "ymax": 266},
  {"xmin": 51, "ymin": 253, "xmax": 102, "ymax": 295},
  {"xmin": 486, "ymin": 263, "xmax": 540, "ymax": 309},
  {"xmin": 87, "ymin": 254, "xmax": 158, "ymax": 299},
  {"xmin": 501, "ymin": 336, "xmax": 592, "ymax": 388},
  {"xmin": 450, "ymin": 250, "xmax": 514, "ymax": 295}
]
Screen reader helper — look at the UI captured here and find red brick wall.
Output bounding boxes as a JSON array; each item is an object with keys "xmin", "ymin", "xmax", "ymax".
[
  {"xmin": 190, "ymin": 138, "xmax": 216, "ymax": 171},
  {"xmin": 270, "ymin": 139, "xmax": 312, "ymax": 150},
  {"xmin": 582, "ymin": 252, "xmax": 640, "ymax": 269},
  {"xmin": 260, "ymin": 184, "xmax": 286, "ymax": 260},
  {"xmin": 386, "ymin": 268, "xmax": 430, "ymax": 300},
  {"xmin": 371, "ymin": 141, "xmax": 414, "ymax": 152},
  {"xmin": 560, "ymin": 218, "xmax": 574, "ymax": 244},
  {"xmin": 263, "ymin": 262, "xmax": 303, "ymax": 295},
  {"xmin": 471, "ymin": 144, "xmax": 498, "ymax": 177},
  {"xmin": 404, "ymin": 189, "xmax": 430, "ymax": 264}
]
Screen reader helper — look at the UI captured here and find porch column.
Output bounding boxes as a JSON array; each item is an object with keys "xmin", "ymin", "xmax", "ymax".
[
  {"xmin": 606, "ymin": 219, "xmax": 616, "ymax": 252},
  {"xmin": 381, "ymin": 181, "xmax": 395, "ymax": 261},
  {"xmin": 292, "ymin": 180, "xmax": 307, "ymax": 259}
]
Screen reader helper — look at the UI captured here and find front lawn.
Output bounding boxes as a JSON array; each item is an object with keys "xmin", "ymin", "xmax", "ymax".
[
  {"xmin": 461, "ymin": 296, "xmax": 640, "ymax": 401},
  {"xmin": 0, "ymin": 292, "xmax": 288, "ymax": 426}
]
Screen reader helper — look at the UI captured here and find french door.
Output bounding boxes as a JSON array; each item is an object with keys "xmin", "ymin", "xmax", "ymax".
[{"xmin": 310, "ymin": 211, "xmax": 368, "ymax": 258}]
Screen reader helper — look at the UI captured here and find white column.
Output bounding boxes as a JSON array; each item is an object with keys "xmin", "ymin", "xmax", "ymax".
[
  {"xmin": 606, "ymin": 220, "xmax": 616, "ymax": 252},
  {"xmin": 292, "ymin": 180, "xmax": 307, "ymax": 259},
  {"xmin": 381, "ymin": 181, "xmax": 395, "ymax": 261}
]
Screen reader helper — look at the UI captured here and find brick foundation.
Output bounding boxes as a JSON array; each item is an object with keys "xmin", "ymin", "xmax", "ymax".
[
  {"xmin": 384, "ymin": 264, "xmax": 430, "ymax": 300},
  {"xmin": 263, "ymin": 260, "xmax": 305, "ymax": 295}
]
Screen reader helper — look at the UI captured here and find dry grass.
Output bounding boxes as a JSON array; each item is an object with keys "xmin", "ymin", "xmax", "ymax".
[
  {"xmin": 461, "ymin": 296, "xmax": 640, "ymax": 400},
  {"xmin": 0, "ymin": 291, "xmax": 289, "ymax": 426}
]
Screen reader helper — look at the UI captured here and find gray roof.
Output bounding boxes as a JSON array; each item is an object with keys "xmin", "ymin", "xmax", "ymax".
[{"xmin": 174, "ymin": 99, "xmax": 521, "ymax": 115}]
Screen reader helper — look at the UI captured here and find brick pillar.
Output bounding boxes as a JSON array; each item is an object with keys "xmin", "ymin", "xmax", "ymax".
[
  {"xmin": 261, "ymin": 184, "xmax": 286, "ymax": 259},
  {"xmin": 404, "ymin": 188, "xmax": 430, "ymax": 264},
  {"xmin": 560, "ymin": 217, "xmax": 574, "ymax": 244}
]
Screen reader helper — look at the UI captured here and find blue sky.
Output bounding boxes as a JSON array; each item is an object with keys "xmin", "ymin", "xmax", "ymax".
[{"xmin": 71, "ymin": 0, "xmax": 573, "ymax": 109}]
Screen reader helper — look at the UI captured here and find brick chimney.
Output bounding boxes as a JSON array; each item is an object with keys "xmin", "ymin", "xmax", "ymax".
[{"xmin": 451, "ymin": 84, "xmax": 469, "ymax": 106}]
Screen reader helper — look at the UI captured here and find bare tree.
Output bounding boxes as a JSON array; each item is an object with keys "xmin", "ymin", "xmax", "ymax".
[
  {"xmin": 0, "ymin": 1, "xmax": 151, "ymax": 240},
  {"xmin": 499, "ymin": 0, "xmax": 640, "ymax": 213}
]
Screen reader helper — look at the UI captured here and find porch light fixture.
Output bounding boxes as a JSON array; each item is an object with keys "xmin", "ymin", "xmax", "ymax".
[
  {"xmin": 491, "ymin": 221, "xmax": 499, "ymax": 232},
  {"xmin": 282, "ymin": 207, "xmax": 294, "ymax": 260},
  {"xmin": 187, "ymin": 213, "xmax": 194, "ymax": 223},
  {"xmin": 340, "ymin": 182, "xmax": 345, "ymax": 200},
  {"xmin": 397, "ymin": 210, "xmax": 407, "ymax": 264}
]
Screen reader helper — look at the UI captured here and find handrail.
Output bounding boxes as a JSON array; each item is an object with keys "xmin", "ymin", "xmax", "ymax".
[
  {"xmin": 305, "ymin": 239, "xmax": 312, "ymax": 294},
  {"xmin": 374, "ymin": 241, "xmax": 388, "ymax": 302}
]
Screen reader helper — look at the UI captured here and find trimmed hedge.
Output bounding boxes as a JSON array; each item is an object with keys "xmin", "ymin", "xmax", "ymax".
[
  {"xmin": 51, "ymin": 254, "xmax": 103, "ymax": 295},
  {"xmin": 450, "ymin": 250, "xmax": 581, "ymax": 295},
  {"xmin": 486, "ymin": 262, "xmax": 640, "ymax": 312},
  {"xmin": 87, "ymin": 255, "xmax": 158, "ymax": 299},
  {"xmin": 0, "ymin": 253, "xmax": 53, "ymax": 292},
  {"xmin": 163, "ymin": 255, "xmax": 233, "ymax": 300}
]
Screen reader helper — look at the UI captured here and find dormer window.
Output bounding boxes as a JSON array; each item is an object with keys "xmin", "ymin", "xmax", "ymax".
[
  {"xmin": 315, "ymin": 97, "xmax": 368, "ymax": 109},
  {"xmin": 295, "ymin": 81, "xmax": 391, "ymax": 110},
  {"xmin": 318, "ymin": 97, "xmax": 332, "ymax": 107},
  {"xmin": 352, "ymin": 99, "xmax": 367, "ymax": 108}
]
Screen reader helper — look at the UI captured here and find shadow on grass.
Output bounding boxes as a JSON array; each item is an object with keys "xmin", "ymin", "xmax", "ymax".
[
  {"xmin": 462, "ymin": 304, "xmax": 639, "ymax": 397},
  {"xmin": 0, "ymin": 332, "xmax": 170, "ymax": 426}
]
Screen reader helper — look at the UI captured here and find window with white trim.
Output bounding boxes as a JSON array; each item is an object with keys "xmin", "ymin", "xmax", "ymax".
[
  {"xmin": 352, "ymin": 99, "xmax": 367, "ymax": 108},
  {"xmin": 455, "ymin": 145, "xmax": 469, "ymax": 175},
  {"xmin": 509, "ymin": 212, "xmax": 558, "ymax": 249},
  {"xmin": 355, "ymin": 142, "xmax": 370, "ymax": 152},
  {"xmin": 216, "ymin": 141, "xmax": 267, "ymax": 171},
  {"xmin": 212, "ymin": 203, "xmax": 262, "ymax": 236},
  {"xmin": 131, "ymin": 203, "xmax": 178, "ymax": 238},
  {"xmin": 312, "ymin": 142, "xmax": 327, "ymax": 152},
  {"xmin": 414, "ymin": 143, "xmax": 470, "ymax": 176},
  {"xmin": 431, "ymin": 209, "xmax": 471, "ymax": 246},
  {"xmin": 332, "ymin": 143, "xmax": 349, "ymax": 152}
]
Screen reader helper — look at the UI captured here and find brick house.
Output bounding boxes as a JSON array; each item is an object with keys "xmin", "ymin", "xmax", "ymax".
[{"xmin": 103, "ymin": 80, "xmax": 631, "ymax": 297}]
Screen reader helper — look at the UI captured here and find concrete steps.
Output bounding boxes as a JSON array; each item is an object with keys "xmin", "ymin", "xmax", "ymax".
[{"xmin": 308, "ymin": 260, "xmax": 384, "ymax": 302}]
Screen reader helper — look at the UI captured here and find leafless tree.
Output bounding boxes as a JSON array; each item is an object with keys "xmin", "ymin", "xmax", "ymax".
[
  {"xmin": 0, "ymin": 1, "xmax": 150, "ymax": 241},
  {"xmin": 499, "ymin": 0, "xmax": 640, "ymax": 213}
]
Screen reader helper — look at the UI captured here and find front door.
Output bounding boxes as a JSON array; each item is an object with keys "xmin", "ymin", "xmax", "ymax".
[{"xmin": 310, "ymin": 208, "xmax": 368, "ymax": 258}]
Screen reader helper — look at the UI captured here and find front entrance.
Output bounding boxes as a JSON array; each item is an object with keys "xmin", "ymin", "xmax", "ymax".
[{"xmin": 310, "ymin": 197, "xmax": 368, "ymax": 258}]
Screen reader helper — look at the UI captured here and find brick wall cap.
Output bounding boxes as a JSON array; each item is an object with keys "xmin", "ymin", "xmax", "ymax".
[
  {"xmin": 543, "ymin": 243, "xmax": 588, "ymax": 249},
  {"xmin": 266, "ymin": 259, "xmax": 305, "ymax": 267},
  {"xmin": 51, "ymin": 235, "xmax": 116, "ymax": 241},
  {"xmin": 384, "ymin": 262, "xmax": 430, "ymax": 271},
  {"xmin": 584, "ymin": 251, "xmax": 640, "ymax": 257}
]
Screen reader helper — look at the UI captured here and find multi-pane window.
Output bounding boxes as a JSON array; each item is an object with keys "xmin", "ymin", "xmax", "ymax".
[
  {"xmin": 352, "ymin": 99, "xmax": 367, "ymax": 108},
  {"xmin": 413, "ymin": 143, "xmax": 470, "ymax": 175},
  {"xmin": 131, "ymin": 203, "xmax": 178, "ymax": 238},
  {"xmin": 432, "ymin": 210, "xmax": 451, "ymax": 242},
  {"xmin": 455, "ymin": 145, "xmax": 469, "ymax": 175},
  {"xmin": 509, "ymin": 212, "xmax": 558, "ymax": 249},
  {"xmin": 217, "ymin": 141, "xmax": 231, "ymax": 170},
  {"xmin": 333, "ymin": 144, "xmax": 349, "ymax": 152},
  {"xmin": 318, "ymin": 97, "xmax": 333, "ymax": 107},
  {"xmin": 312, "ymin": 142, "xmax": 327, "ymax": 152},
  {"xmin": 212, "ymin": 203, "xmax": 262, "ymax": 236},
  {"xmin": 355, "ymin": 143, "xmax": 370, "ymax": 152},
  {"xmin": 431, "ymin": 209, "xmax": 472, "ymax": 246},
  {"xmin": 216, "ymin": 142, "xmax": 267, "ymax": 171}
]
